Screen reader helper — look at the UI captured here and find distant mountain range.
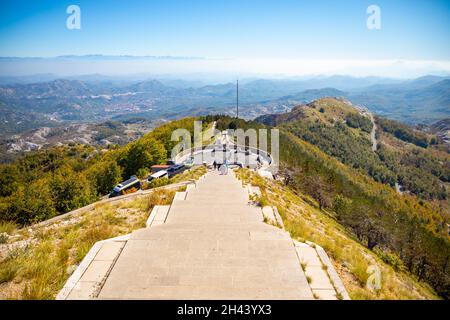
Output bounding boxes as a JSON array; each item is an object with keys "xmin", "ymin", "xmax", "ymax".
[
  {"xmin": 347, "ymin": 77, "xmax": 450, "ymax": 123},
  {"xmin": 0, "ymin": 75, "xmax": 448, "ymax": 136},
  {"xmin": 0, "ymin": 55, "xmax": 205, "ymax": 61}
]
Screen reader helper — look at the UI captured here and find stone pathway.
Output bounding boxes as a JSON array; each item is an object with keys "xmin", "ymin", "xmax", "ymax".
[{"xmin": 60, "ymin": 170, "xmax": 349, "ymax": 300}]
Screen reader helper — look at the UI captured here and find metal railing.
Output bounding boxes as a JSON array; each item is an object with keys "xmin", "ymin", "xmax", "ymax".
[{"xmin": 173, "ymin": 143, "xmax": 273, "ymax": 166}]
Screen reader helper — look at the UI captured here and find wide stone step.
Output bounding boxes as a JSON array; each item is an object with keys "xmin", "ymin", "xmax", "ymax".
[
  {"xmin": 92, "ymin": 169, "xmax": 315, "ymax": 300},
  {"xmin": 186, "ymin": 193, "xmax": 248, "ymax": 199},
  {"xmin": 131, "ymin": 223, "xmax": 293, "ymax": 241},
  {"xmin": 187, "ymin": 187, "xmax": 248, "ymax": 194},
  {"xmin": 169, "ymin": 200, "xmax": 256, "ymax": 208},
  {"xmin": 166, "ymin": 217, "xmax": 262, "ymax": 225},
  {"xmin": 167, "ymin": 203, "xmax": 260, "ymax": 214},
  {"xmin": 192, "ymin": 186, "xmax": 246, "ymax": 194},
  {"xmin": 166, "ymin": 214, "xmax": 262, "ymax": 224}
]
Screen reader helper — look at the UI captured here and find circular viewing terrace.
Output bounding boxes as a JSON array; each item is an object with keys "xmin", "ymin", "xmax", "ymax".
[{"xmin": 173, "ymin": 141, "xmax": 273, "ymax": 170}]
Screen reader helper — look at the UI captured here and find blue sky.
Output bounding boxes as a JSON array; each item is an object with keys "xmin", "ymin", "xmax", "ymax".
[{"xmin": 0, "ymin": 0, "xmax": 449, "ymax": 60}]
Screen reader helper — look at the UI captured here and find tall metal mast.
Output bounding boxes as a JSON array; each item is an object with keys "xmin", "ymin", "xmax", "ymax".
[{"xmin": 236, "ymin": 79, "xmax": 239, "ymax": 118}]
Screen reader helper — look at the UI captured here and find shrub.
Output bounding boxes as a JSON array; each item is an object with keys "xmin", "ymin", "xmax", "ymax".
[
  {"xmin": 136, "ymin": 167, "xmax": 150, "ymax": 179},
  {"xmin": 374, "ymin": 248, "xmax": 406, "ymax": 272},
  {"xmin": 120, "ymin": 137, "xmax": 166, "ymax": 178},
  {"xmin": 86, "ymin": 160, "xmax": 122, "ymax": 195},
  {"xmin": 346, "ymin": 113, "xmax": 373, "ymax": 133},
  {"xmin": 149, "ymin": 177, "xmax": 169, "ymax": 189},
  {"xmin": 52, "ymin": 166, "xmax": 96, "ymax": 214}
]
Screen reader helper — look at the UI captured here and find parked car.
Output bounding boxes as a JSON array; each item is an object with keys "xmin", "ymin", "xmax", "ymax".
[
  {"xmin": 167, "ymin": 164, "xmax": 185, "ymax": 177},
  {"xmin": 184, "ymin": 159, "xmax": 195, "ymax": 168},
  {"xmin": 109, "ymin": 176, "xmax": 141, "ymax": 198}
]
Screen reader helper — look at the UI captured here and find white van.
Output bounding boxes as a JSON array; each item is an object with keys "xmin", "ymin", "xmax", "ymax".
[{"xmin": 147, "ymin": 169, "xmax": 168, "ymax": 182}]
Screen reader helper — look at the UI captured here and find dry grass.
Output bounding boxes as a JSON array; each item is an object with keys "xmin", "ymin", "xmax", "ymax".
[
  {"xmin": 235, "ymin": 168, "xmax": 438, "ymax": 300},
  {"xmin": 0, "ymin": 188, "xmax": 177, "ymax": 300},
  {"xmin": 0, "ymin": 221, "xmax": 17, "ymax": 235}
]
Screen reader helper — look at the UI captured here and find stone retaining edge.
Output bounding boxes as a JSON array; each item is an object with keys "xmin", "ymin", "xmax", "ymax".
[
  {"xmin": 272, "ymin": 206, "xmax": 285, "ymax": 229},
  {"xmin": 314, "ymin": 244, "xmax": 351, "ymax": 300},
  {"xmin": 56, "ymin": 234, "xmax": 130, "ymax": 300}
]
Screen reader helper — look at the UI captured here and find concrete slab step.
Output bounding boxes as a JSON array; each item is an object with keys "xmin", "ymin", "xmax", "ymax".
[
  {"xmin": 92, "ymin": 170, "xmax": 317, "ymax": 300},
  {"xmin": 146, "ymin": 205, "xmax": 170, "ymax": 227},
  {"xmin": 295, "ymin": 246, "xmax": 323, "ymax": 267}
]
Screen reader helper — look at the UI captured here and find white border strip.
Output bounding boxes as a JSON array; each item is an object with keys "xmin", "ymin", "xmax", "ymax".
[{"xmin": 314, "ymin": 244, "xmax": 351, "ymax": 300}]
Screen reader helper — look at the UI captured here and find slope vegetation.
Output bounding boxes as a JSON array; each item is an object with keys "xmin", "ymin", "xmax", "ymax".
[
  {"xmin": 237, "ymin": 169, "xmax": 437, "ymax": 299},
  {"xmin": 0, "ymin": 118, "xmax": 202, "ymax": 225},
  {"xmin": 254, "ymin": 98, "xmax": 449, "ymax": 298}
]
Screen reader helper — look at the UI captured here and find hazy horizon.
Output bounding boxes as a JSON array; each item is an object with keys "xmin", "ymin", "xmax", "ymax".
[{"xmin": 1, "ymin": 55, "xmax": 450, "ymax": 79}]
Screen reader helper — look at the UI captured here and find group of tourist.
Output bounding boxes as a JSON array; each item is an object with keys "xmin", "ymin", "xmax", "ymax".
[{"xmin": 212, "ymin": 160, "xmax": 228, "ymax": 175}]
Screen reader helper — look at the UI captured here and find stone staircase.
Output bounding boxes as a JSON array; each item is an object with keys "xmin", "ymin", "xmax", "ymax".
[{"xmin": 58, "ymin": 170, "xmax": 349, "ymax": 300}]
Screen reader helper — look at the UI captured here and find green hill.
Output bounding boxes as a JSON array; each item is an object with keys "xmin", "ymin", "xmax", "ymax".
[
  {"xmin": 252, "ymin": 98, "xmax": 449, "ymax": 298},
  {"xmin": 257, "ymin": 98, "xmax": 449, "ymax": 201}
]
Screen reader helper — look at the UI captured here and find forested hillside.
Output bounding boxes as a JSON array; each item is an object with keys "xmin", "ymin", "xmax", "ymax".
[
  {"xmin": 279, "ymin": 130, "xmax": 449, "ymax": 298},
  {"xmin": 254, "ymin": 98, "xmax": 449, "ymax": 298},
  {"xmin": 0, "ymin": 118, "xmax": 199, "ymax": 225},
  {"xmin": 257, "ymin": 98, "xmax": 449, "ymax": 202}
]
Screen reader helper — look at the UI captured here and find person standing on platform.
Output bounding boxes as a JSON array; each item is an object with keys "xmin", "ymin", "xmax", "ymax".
[{"xmin": 221, "ymin": 159, "xmax": 228, "ymax": 175}]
